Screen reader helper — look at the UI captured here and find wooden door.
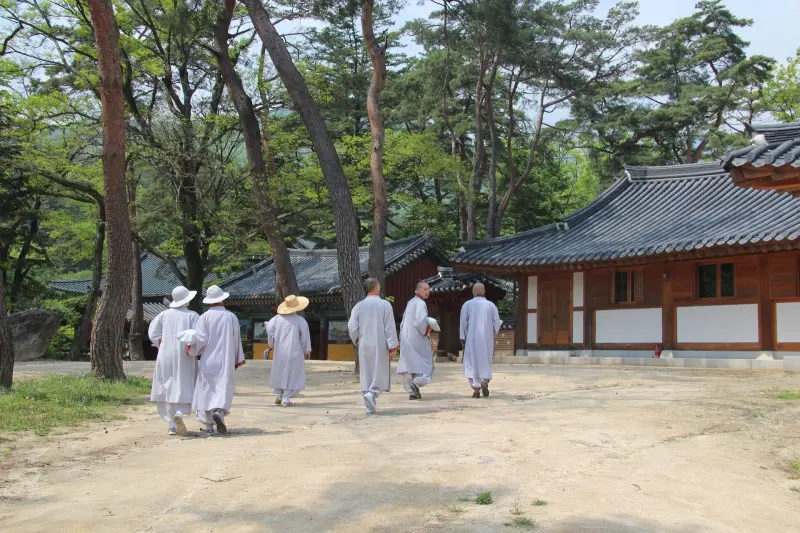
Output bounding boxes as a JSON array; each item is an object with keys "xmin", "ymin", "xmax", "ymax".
[{"xmin": 538, "ymin": 276, "xmax": 571, "ymax": 346}]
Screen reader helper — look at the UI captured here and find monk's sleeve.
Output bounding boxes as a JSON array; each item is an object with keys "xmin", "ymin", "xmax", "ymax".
[
  {"xmin": 347, "ymin": 304, "xmax": 360, "ymax": 344},
  {"xmin": 301, "ymin": 319, "xmax": 312, "ymax": 354},
  {"xmin": 148, "ymin": 311, "xmax": 164, "ymax": 347},
  {"xmin": 459, "ymin": 303, "xmax": 469, "ymax": 342},
  {"xmin": 384, "ymin": 303, "xmax": 399, "ymax": 350},
  {"xmin": 188, "ymin": 315, "xmax": 208, "ymax": 358},
  {"xmin": 493, "ymin": 304, "xmax": 503, "ymax": 336},
  {"xmin": 234, "ymin": 318, "xmax": 246, "ymax": 368},
  {"xmin": 412, "ymin": 300, "xmax": 428, "ymax": 335}
]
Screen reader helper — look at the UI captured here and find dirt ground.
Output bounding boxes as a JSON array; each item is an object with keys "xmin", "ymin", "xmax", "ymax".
[{"xmin": 1, "ymin": 361, "xmax": 799, "ymax": 533}]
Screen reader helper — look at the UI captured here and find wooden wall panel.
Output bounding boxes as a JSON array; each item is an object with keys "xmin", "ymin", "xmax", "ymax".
[
  {"xmin": 770, "ymin": 254, "xmax": 799, "ymax": 299},
  {"xmin": 586, "ymin": 270, "xmax": 610, "ymax": 308},
  {"xmin": 735, "ymin": 256, "xmax": 759, "ymax": 300},
  {"xmin": 670, "ymin": 263, "xmax": 694, "ymax": 302},
  {"xmin": 643, "ymin": 264, "xmax": 663, "ymax": 306}
]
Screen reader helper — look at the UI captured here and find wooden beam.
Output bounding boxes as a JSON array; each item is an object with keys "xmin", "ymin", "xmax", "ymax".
[
  {"xmin": 759, "ymin": 254, "xmax": 774, "ymax": 352},
  {"xmin": 515, "ymin": 275, "xmax": 527, "ymax": 353}
]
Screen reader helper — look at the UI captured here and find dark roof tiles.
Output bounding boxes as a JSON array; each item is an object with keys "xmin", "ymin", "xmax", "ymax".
[{"xmin": 454, "ymin": 162, "xmax": 800, "ymax": 268}]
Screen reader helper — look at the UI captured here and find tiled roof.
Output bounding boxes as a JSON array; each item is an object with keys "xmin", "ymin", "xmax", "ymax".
[
  {"xmin": 424, "ymin": 267, "xmax": 507, "ymax": 297},
  {"xmin": 126, "ymin": 298, "xmax": 170, "ymax": 323},
  {"xmin": 52, "ymin": 253, "xmax": 219, "ymax": 297},
  {"xmin": 454, "ymin": 162, "xmax": 800, "ymax": 269},
  {"xmin": 222, "ymin": 234, "xmax": 448, "ymax": 300},
  {"xmin": 724, "ymin": 122, "xmax": 800, "ymax": 170}
]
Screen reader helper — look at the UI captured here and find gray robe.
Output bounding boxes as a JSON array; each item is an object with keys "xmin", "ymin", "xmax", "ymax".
[
  {"xmin": 348, "ymin": 295, "xmax": 398, "ymax": 394},
  {"xmin": 460, "ymin": 296, "xmax": 502, "ymax": 380},
  {"xmin": 268, "ymin": 314, "xmax": 311, "ymax": 392},
  {"xmin": 397, "ymin": 296, "xmax": 434, "ymax": 376}
]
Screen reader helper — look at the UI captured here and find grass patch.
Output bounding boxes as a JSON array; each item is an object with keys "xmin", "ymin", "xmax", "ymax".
[
  {"xmin": 444, "ymin": 503, "xmax": 465, "ymax": 515},
  {"xmin": 533, "ymin": 499, "xmax": 548, "ymax": 506},
  {"xmin": 510, "ymin": 516, "xmax": 536, "ymax": 529},
  {"xmin": 790, "ymin": 486, "xmax": 800, "ymax": 493},
  {"xmin": 778, "ymin": 390, "xmax": 800, "ymax": 400},
  {"xmin": 0, "ymin": 374, "xmax": 151, "ymax": 435},
  {"xmin": 476, "ymin": 491, "xmax": 493, "ymax": 505},
  {"xmin": 792, "ymin": 462, "xmax": 800, "ymax": 471}
]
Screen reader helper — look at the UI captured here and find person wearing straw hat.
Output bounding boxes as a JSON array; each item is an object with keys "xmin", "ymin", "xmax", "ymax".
[
  {"xmin": 148, "ymin": 286, "xmax": 199, "ymax": 436},
  {"xmin": 460, "ymin": 283, "xmax": 502, "ymax": 398},
  {"xmin": 348, "ymin": 278, "xmax": 398, "ymax": 414},
  {"xmin": 186, "ymin": 285, "xmax": 245, "ymax": 437},
  {"xmin": 268, "ymin": 295, "xmax": 312, "ymax": 407}
]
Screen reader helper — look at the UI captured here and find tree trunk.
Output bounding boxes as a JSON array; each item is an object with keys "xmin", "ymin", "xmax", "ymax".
[
  {"xmin": 243, "ymin": 0, "xmax": 364, "ymax": 317},
  {"xmin": 127, "ymin": 178, "xmax": 145, "ymax": 361},
  {"xmin": 9, "ymin": 198, "xmax": 41, "ymax": 309},
  {"xmin": 71, "ymin": 202, "xmax": 105, "ymax": 361},
  {"xmin": 362, "ymin": 0, "xmax": 388, "ymax": 295},
  {"xmin": 484, "ymin": 58, "xmax": 500, "ymax": 239},
  {"xmin": 179, "ymin": 177, "xmax": 204, "ymax": 313},
  {"xmin": 213, "ymin": 0, "xmax": 299, "ymax": 301},
  {"xmin": 467, "ymin": 55, "xmax": 488, "ymax": 242},
  {"xmin": 87, "ymin": 0, "xmax": 133, "ymax": 380},
  {"xmin": 0, "ymin": 280, "xmax": 13, "ymax": 389}
]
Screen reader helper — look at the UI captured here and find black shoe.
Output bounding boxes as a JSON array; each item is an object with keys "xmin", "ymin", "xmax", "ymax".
[
  {"xmin": 410, "ymin": 382, "xmax": 422, "ymax": 400},
  {"xmin": 409, "ymin": 394, "xmax": 417, "ymax": 400},
  {"xmin": 472, "ymin": 389, "xmax": 481, "ymax": 399},
  {"xmin": 212, "ymin": 412, "xmax": 227, "ymax": 434},
  {"xmin": 481, "ymin": 382, "xmax": 490, "ymax": 398}
]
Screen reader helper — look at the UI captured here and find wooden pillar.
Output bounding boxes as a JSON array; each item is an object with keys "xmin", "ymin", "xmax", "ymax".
[
  {"xmin": 515, "ymin": 276, "xmax": 527, "ymax": 352},
  {"xmin": 759, "ymin": 255, "xmax": 775, "ymax": 351},
  {"xmin": 583, "ymin": 274, "xmax": 593, "ymax": 349},
  {"xmin": 662, "ymin": 262, "xmax": 675, "ymax": 349}
]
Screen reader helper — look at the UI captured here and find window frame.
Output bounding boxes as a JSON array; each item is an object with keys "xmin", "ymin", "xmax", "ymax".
[
  {"xmin": 611, "ymin": 268, "xmax": 644, "ymax": 305},
  {"xmin": 696, "ymin": 261, "xmax": 736, "ymax": 300}
]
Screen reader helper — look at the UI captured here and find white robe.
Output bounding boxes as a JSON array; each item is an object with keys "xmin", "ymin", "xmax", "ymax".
[
  {"xmin": 396, "ymin": 296, "xmax": 433, "ymax": 376},
  {"xmin": 189, "ymin": 306, "xmax": 245, "ymax": 416},
  {"xmin": 148, "ymin": 307, "xmax": 199, "ymax": 409},
  {"xmin": 348, "ymin": 296, "xmax": 399, "ymax": 395},
  {"xmin": 460, "ymin": 296, "xmax": 502, "ymax": 381},
  {"xmin": 268, "ymin": 313, "xmax": 311, "ymax": 393}
]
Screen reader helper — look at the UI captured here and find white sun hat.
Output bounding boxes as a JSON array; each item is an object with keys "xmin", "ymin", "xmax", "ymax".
[
  {"xmin": 203, "ymin": 285, "xmax": 230, "ymax": 305},
  {"xmin": 169, "ymin": 285, "xmax": 197, "ymax": 308}
]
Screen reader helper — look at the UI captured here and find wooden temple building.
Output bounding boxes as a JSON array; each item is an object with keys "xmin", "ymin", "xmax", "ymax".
[
  {"xmin": 725, "ymin": 122, "xmax": 800, "ymax": 196},
  {"xmin": 453, "ymin": 162, "xmax": 800, "ymax": 363}
]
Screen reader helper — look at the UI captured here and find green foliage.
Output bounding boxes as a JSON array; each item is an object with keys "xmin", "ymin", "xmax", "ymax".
[
  {"xmin": 476, "ymin": 491, "xmax": 493, "ymax": 505},
  {"xmin": 0, "ymin": 374, "xmax": 151, "ymax": 435},
  {"xmin": 764, "ymin": 49, "xmax": 800, "ymax": 122},
  {"xmin": 778, "ymin": 390, "xmax": 800, "ymax": 400},
  {"xmin": 39, "ymin": 295, "xmax": 86, "ymax": 360}
]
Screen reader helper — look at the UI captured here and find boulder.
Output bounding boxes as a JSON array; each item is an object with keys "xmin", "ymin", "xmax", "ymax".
[{"xmin": 9, "ymin": 310, "xmax": 61, "ymax": 362}]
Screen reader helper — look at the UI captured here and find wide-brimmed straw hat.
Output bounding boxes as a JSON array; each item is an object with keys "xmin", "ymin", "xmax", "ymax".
[
  {"xmin": 203, "ymin": 285, "xmax": 230, "ymax": 305},
  {"xmin": 169, "ymin": 285, "xmax": 197, "ymax": 308},
  {"xmin": 277, "ymin": 294, "xmax": 310, "ymax": 315}
]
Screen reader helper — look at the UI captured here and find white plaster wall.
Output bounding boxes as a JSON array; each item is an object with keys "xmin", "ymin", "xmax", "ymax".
[
  {"xmin": 677, "ymin": 304, "xmax": 758, "ymax": 344},
  {"xmin": 596, "ymin": 308, "xmax": 662, "ymax": 344},
  {"xmin": 527, "ymin": 312, "xmax": 537, "ymax": 344},
  {"xmin": 777, "ymin": 302, "xmax": 800, "ymax": 343},
  {"xmin": 573, "ymin": 272, "xmax": 584, "ymax": 308},
  {"xmin": 527, "ymin": 276, "xmax": 537, "ymax": 310},
  {"xmin": 573, "ymin": 310, "xmax": 584, "ymax": 343}
]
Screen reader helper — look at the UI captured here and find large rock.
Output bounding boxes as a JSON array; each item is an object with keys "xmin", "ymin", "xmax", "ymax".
[{"xmin": 9, "ymin": 310, "xmax": 61, "ymax": 362}]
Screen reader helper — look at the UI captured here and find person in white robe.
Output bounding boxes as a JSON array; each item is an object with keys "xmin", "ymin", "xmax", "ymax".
[
  {"xmin": 460, "ymin": 283, "xmax": 502, "ymax": 398},
  {"xmin": 348, "ymin": 278, "xmax": 398, "ymax": 414},
  {"xmin": 185, "ymin": 285, "xmax": 245, "ymax": 437},
  {"xmin": 396, "ymin": 281, "xmax": 434, "ymax": 400},
  {"xmin": 148, "ymin": 286, "xmax": 199, "ymax": 436},
  {"xmin": 269, "ymin": 295, "xmax": 311, "ymax": 407}
]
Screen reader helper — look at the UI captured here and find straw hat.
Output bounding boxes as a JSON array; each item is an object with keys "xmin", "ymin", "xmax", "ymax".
[
  {"xmin": 203, "ymin": 285, "xmax": 230, "ymax": 305},
  {"xmin": 169, "ymin": 285, "xmax": 197, "ymax": 308},
  {"xmin": 277, "ymin": 294, "xmax": 310, "ymax": 315}
]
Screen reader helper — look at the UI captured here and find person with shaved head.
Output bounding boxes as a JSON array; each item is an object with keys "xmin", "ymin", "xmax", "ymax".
[
  {"xmin": 396, "ymin": 281, "xmax": 435, "ymax": 400},
  {"xmin": 460, "ymin": 282, "xmax": 502, "ymax": 398}
]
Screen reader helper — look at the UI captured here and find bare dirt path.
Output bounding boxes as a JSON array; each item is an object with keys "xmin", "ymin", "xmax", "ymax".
[{"xmin": 1, "ymin": 361, "xmax": 799, "ymax": 533}]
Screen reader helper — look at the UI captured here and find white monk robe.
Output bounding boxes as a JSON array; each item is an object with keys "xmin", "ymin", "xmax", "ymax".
[
  {"xmin": 149, "ymin": 307, "xmax": 199, "ymax": 422},
  {"xmin": 188, "ymin": 306, "xmax": 245, "ymax": 427},
  {"xmin": 396, "ymin": 296, "xmax": 434, "ymax": 392},
  {"xmin": 460, "ymin": 296, "xmax": 502, "ymax": 387},
  {"xmin": 348, "ymin": 295, "xmax": 399, "ymax": 400},
  {"xmin": 269, "ymin": 314, "xmax": 311, "ymax": 399}
]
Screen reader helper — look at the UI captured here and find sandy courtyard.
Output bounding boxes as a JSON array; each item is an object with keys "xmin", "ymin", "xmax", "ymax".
[{"xmin": 1, "ymin": 360, "xmax": 799, "ymax": 533}]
